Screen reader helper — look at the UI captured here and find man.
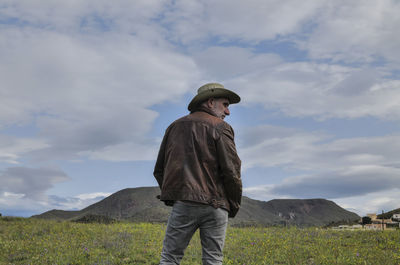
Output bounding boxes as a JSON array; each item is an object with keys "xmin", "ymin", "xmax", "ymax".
[{"xmin": 154, "ymin": 83, "xmax": 242, "ymax": 265}]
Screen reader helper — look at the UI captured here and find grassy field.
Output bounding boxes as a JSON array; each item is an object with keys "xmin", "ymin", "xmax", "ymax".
[{"xmin": 0, "ymin": 217, "xmax": 399, "ymax": 265}]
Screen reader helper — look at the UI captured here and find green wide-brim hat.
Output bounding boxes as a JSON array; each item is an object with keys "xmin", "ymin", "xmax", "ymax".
[{"xmin": 188, "ymin": 83, "xmax": 241, "ymax": 111}]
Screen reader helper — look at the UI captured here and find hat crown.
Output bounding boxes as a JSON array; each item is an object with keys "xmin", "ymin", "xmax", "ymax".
[
  {"xmin": 197, "ymin": 83, "xmax": 225, "ymax": 94},
  {"xmin": 188, "ymin": 82, "xmax": 240, "ymax": 111}
]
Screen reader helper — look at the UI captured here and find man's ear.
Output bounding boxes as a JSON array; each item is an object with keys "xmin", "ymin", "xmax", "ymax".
[{"xmin": 207, "ymin": 98, "xmax": 215, "ymax": 108}]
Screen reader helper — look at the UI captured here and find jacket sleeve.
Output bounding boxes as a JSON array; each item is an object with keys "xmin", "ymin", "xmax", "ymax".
[
  {"xmin": 153, "ymin": 128, "xmax": 169, "ymax": 189},
  {"xmin": 216, "ymin": 123, "xmax": 242, "ymax": 218}
]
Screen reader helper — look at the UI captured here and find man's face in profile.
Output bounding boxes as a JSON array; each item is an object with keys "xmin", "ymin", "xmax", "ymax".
[{"xmin": 210, "ymin": 98, "xmax": 230, "ymax": 120}]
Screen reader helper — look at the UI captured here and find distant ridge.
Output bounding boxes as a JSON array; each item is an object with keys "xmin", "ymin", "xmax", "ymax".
[
  {"xmin": 33, "ymin": 186, "xmax": 359, "ymax": 227},
  {"xmin": 378, "ymin": 208, "xmax": 400, "ymax": 219}
]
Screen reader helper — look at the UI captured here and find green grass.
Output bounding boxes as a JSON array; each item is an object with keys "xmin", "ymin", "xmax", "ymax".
[{"xmin": 0, "ymin": 217, "xmax": 399, "ymax": 264}]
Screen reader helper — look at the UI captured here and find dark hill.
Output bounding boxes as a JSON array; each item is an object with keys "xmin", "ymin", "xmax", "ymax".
[
  {"xmin": 259, "ymin": 198, "xmax": 358, "ymax": 226},
  {"xmin": 34, "ymin": 187, "xmax": 171, "ymax": 223},
  {"xmin": 33, "ymin": 186, "xmax": 359, "ymax": 226},
  {"xmin": 377, "ymin": 208, "xmax": 400, "ymax": 219}
]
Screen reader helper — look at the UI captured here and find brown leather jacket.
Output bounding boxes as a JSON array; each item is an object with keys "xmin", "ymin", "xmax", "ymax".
[{"xmin": 153, "ymin": 107, "xmax": 242, "ymax": 218}]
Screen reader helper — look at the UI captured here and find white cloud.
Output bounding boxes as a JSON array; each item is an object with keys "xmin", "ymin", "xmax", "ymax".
[
  {"xmin": 161, "ymin": 0, "xmax": 325, "ymax": 44},
  {"xmin": 81, "ymin": 141, "xmax": 159, "ymax": 162},
  {"xmin": 0, "ymin": 12, "xmax": 200, "ymax": 162},
  {"xmin": 238, "ymin": 125, "xmax": 327, "ymax": 170},
  {"xmin": 193, "ymin": 46, "xmax": 282, "ymax": 80},
  {"xmin": 0, "ymin": 0, "xmax": 166, "ymax": 33},
  {"xmin": 1, "ymin": 0, "xmax": 399, "ymax": 166},
  {"xmin": 334, "ymin": 189, "xmax": 400, "ymax": 216},
  {"xmin": 303, "ymin": 0, "xmax": 400, "ymax": 64},
  {"xmin": 0, "ymin": 167, "xmax": 69, "ymax": 200},
  {"xmin": 243, "ymin": 184, "xmax": 284, "ymax": 203},
  {"xmin": 160, "ymin": 0, "xmax": 400, "ymax": 66},
  {"xmin": 268, "ymin": 165, "xmax": 400, "ymax": 199},
  {"xmin": 0, "ymin": 27, "xmax": 197, "ymax": 118},
  {"xmin": 48, "ymin": 192, "xmax": 112, "ymax": 210},
  {"xmin": 75, "ymin": 192, "xmax": 111, "ymax": 200},
  {"xmin": 3, "ymin": 192, "xmax": 25, "ymax": 199},
  {"xmin": 0, "ymin": 135, "xmax": 48, "ymax": 164},
  {"xmin": 0, "ymin": 192, "xmax": 46, "ymax": 216},
  {"xmin": 239, "ymin": 124, "xmax": 400, "ymax": 199},
  {"xmin": 4, "ymin": 0, "xmax": 399, "ymax": 65},
  {"xmin": 0, "ymin": 190, "xmax": 111, "ymax": 216},
  {"xmin": 227, "ymin": 61, "xmax": 400, "ymax": 120}
]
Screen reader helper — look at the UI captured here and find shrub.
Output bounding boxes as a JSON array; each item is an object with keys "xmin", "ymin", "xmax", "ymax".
[{"xmin": 73, "ymin": 214, "xmax": 116, "ymax": 224}]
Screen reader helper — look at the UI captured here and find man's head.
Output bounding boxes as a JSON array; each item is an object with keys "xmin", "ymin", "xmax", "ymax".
[
  {"xmin": 188, "ymin": 83, "xmax": 240, "ymax": 114},
  {"xmin": 201, "ymin": 97, "xmax": 230, "ymax": 120}
]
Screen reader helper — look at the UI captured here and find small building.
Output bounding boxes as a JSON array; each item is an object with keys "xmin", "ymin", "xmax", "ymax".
[
  {"xmin": 372, "ymin": 218, "xmax": 391, "ymax": 224},
  {"xmin": 364, "ymin": 223, "xmax": 386, "ymax": 230},
  {"xmin": 392, "ymin": 214, "xmax": 400, "ymax": 221},
  {"xmin": 333, "ymin": 224, "xmax": 363, "ymax": 230},
  {"xmin": 367, "ymin": 213, "xmax": 377, "ymax": 220},
  {"xmin": 386, "ymin": 221, "xmax": 400, "ymax": 229}
]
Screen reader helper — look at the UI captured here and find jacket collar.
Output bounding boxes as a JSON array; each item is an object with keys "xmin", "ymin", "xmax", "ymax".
[{"xmin": 191, "ymin": 106, "xmax": 218, "ymax": 118}]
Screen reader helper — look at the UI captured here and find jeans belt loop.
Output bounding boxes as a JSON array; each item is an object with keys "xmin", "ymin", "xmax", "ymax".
[{"xmin": 211, "ymin": 198, "xmax": 218, "ymax": 209}]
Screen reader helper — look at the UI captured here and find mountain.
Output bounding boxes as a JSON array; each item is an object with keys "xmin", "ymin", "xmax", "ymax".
[
  {"xmin": 34, "ymin": 187, "xmax": 170, "ymax": 223},
  {"xmin": 33, "ymin": 186, "xmax": 359, "ymax": 227}
]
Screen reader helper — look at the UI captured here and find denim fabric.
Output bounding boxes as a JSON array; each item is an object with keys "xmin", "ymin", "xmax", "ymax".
[{"xmin": 160, "ymin": 201, "xmax": 228, "ymax": 265}]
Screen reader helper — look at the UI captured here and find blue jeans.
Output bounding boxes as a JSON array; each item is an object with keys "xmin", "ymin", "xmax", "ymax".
[{"xmin": 160, "ymin": 201, "xmax": 229, "ymax": 265}]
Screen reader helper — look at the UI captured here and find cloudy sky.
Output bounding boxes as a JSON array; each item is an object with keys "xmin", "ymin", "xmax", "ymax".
[{"xmin": 1, "ymin": 0, "xmax": 400, "ymax": 217}]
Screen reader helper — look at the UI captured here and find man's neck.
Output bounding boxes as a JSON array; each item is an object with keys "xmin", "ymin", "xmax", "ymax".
[{"xmin": 192, "ymin": 106, "xmax": 218, "ymax": 118}]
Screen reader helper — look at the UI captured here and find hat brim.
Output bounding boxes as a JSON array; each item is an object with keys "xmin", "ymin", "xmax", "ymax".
[{"xmin": 188, "ymin": 88, "xmax": 240, "ymax": 111}]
